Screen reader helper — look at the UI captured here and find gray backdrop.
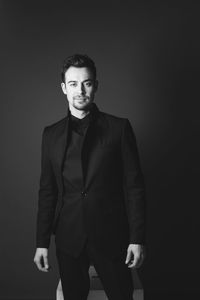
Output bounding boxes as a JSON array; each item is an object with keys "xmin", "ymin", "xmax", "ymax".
[{"xmin": 1, "ymin": 1, "xmax": 199, "ymax": 299}]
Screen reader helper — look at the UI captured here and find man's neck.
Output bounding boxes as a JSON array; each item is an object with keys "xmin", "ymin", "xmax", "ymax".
[{"xmin": 69, "ymin": 105, "xmax": 91, "ymax": 119}]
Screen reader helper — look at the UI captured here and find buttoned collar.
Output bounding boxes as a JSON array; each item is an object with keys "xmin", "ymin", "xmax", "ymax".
[
  {"xmin": 66, "ymin": 102, "xmax": 99, "ymax": 123},
  {"xmin": 66, "ymin": 103, "xmax": 99, "ymax": 135}
]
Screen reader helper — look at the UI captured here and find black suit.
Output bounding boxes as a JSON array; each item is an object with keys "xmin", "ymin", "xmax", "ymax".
[{"xmin": 36, "ymin": 103, "xmax": 145, "ymax": 299}]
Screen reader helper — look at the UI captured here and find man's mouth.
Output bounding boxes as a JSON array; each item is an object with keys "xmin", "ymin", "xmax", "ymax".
[{"xmin": 74, "ymin": 97, "xmax": 87, "ymax": 101}]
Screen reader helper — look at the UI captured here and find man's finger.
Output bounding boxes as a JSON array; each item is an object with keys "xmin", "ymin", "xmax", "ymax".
[
  {"xmin": 43, "ymin": 255, "xmax": 49, "ymax": 270},
  {"xmin": 125, "ymin": 249, "xmax": 132, "ymax": 264},
  {"xmin": 34, "ymin": 256, "xmax": 48, "ymax": 272},
  {"xmin": 34, "ymin": 259, "xmax": 43, "ymax": 271},
  {"xmin": 128, "ymin": 253, "xmax": 144, "ymax": 268},
  {"xmin": 128, "ymin": 254, "xmax": 139, "ymax": 268}
]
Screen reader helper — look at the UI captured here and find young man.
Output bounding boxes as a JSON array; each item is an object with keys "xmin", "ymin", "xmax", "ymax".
[{"xmin": 34, "ymin": 54, "xmax": 146, "ymax": 300}]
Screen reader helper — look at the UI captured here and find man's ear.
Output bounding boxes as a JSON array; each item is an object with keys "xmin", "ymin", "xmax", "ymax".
[
  {"xmin": 94, "ymin": 80, "xmax": 99, "ymax": 93},
  {"xmin": 61, "ymin": 82, "xmax": 67, "ymax": 95}
]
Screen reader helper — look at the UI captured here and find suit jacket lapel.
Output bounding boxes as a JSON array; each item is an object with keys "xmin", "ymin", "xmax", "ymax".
[
  {"xmin": 52, "ymin": 112, "xmax": 70, "ymax": 183},
  {"xmin": 81, "ymin": 111, "xmax": 105, "ymax": 189}
]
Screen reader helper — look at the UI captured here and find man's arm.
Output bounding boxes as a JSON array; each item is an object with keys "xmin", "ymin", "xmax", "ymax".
[
  {"xmin": 34, "ymin": 127, "xmax": 58, "ymax": 271},
  {"xmin": 121, "ymin": 119, "xmax": 146, "ymax": 267},
  {"xmin": 36, "ymin": 127, "xmax": 58, "ymax": 247}
]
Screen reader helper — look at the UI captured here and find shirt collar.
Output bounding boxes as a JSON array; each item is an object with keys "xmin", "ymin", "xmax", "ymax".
[
  {"xmin": 67, "ymin": 102, "xmax": 99, "ymax": 123},
  {"xmin": 67, "ymin": 103, "xmax": 99, "ymax": 135}
]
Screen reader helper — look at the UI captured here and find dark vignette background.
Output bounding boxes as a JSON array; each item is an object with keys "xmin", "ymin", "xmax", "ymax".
[{"xmin": 1, "ymin": 1, "xmax": 199, "ymax": 299}]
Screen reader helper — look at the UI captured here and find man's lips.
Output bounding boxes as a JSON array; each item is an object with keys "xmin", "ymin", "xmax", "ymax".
[{"xmin": 74, "ymin": 97, "xmax": 88, "ymax": 100}]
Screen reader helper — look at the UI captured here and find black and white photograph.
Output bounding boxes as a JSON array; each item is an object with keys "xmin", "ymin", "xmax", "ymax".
[{"xmin": 1, "ymin": 1, "xmax": 199, "ymax": 300}]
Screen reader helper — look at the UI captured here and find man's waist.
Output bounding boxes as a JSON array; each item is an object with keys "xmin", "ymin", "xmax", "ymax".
[{"xmin": 62, "ymin": 189, "xmax": 88, "ymax": 199}]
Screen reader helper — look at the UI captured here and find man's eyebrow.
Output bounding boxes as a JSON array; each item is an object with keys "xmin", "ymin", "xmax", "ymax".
[{"xmin": 67, "ymin": 79, "xmax": 93, "ymax": 84}]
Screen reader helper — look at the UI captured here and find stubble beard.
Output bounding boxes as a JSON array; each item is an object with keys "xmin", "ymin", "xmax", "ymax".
[{"xmin": 72, "ymin": 97, "xmax": 93, "ymax": 111}]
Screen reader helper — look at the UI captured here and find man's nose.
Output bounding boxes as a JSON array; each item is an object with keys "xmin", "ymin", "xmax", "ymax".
[{"xmin": 77, "ymin": 83, "xmax": 85, "ymax": 94}]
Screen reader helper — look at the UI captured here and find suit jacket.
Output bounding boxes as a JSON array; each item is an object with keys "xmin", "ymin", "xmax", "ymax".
[{"xmin": 36, "ymin": 103, "xmax": 146, "ymax": 259}]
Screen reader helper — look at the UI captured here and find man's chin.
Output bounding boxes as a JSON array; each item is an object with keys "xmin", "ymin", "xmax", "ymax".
[{"xmin": 73, "ymin": 102, "xmax": 93, "ymax": 111}]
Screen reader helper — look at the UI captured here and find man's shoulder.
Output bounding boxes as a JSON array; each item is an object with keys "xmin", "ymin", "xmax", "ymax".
[
  {"xmin": 45, "ymin": 116, "xmax": 67, "ymax": 129},
  {"xmin": 43, "ymin": 116, "xmax": 67, "ymax": 135},
  {"xmin": 100, "ymin": 110, "xmax": 126, "ymax": 121},
  {"xmin": 99, "ymin": 110, "xmax": 128, "ymax": 127}
]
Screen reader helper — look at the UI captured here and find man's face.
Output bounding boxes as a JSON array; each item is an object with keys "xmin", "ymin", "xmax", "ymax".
[{"xmin": 61, "ymin": 66, "xmax": 98, "ymax": 111}]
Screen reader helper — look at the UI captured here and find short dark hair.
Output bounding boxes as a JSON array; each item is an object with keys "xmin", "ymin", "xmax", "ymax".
[{"xmin": 61, "ymin": 54, "xmax": 97, "ymax": 83}]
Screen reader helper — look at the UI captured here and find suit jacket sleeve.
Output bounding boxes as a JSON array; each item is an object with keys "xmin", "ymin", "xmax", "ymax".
[
  {"xmin": 121, "ymin": 119, "xmax": 146, "ymax": 245},
  {"xmin": 36, "ymin": 127, "xmax": 58, "ymax": 248}
]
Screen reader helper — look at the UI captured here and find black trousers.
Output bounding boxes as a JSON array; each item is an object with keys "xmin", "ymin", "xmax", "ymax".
[{"xmin": 56, "ymin": 239, "xmax": 134, "ymax": 300}]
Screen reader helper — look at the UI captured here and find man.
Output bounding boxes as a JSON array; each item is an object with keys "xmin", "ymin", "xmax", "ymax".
[{"xmin": 34, "ymin": 54, "xmax": 146, "ymax": 300}]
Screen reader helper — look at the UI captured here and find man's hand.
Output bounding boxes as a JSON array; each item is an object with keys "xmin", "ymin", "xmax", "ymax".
[
  {"xmin": 33, "ymin": 248, "xmax": 50, "ymax": 272},
  {"xmin": 125, "ymin": 244, "xmax": 146, "ymax": 269}
]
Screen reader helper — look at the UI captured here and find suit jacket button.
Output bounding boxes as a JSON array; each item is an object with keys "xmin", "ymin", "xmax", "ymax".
[{"xmin": 81, "ymin": 191, "xmax": 87, "ymax": 197}]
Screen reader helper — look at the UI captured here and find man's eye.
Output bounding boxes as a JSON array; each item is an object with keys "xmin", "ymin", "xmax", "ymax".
[
  {"xmin": 70, "ymin": 83, "xmax": 77, "ymax": 87},
  {"xmin": 85, "ymin": 82, "xmax": 92, "ymax": 87}
]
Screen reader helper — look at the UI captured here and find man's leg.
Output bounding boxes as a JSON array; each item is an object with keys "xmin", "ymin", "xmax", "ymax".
[
  {"xmin": 86, "ymin": 242, "xmax": 134, "ymax": 300},
  {"xmin": 56, "ymin": 246, "xmax": 90, "ymax": 300}
]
